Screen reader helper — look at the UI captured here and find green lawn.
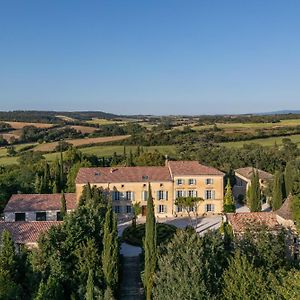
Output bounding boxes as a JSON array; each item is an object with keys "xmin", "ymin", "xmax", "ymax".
[{"xmin": 221, "ymin": 134, "xmax": 300, "ymax": 148}]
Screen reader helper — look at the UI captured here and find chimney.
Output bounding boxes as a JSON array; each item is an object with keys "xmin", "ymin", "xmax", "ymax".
[{"xmin": 165, "ymin": 155, "xmax": 169, "ymax": 166}]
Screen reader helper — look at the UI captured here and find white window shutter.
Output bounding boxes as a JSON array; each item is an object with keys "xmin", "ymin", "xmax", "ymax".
[
  {"xmin": 212, "ymin": 190, "xmax": 215, "ymax": 199},
  {"xmin": 131, "ymin": 192, "xmax": 135, "ymax": 201},
  {"xmin": 164, "ymin": 205, "xmax": 167, "ymax": 213}
]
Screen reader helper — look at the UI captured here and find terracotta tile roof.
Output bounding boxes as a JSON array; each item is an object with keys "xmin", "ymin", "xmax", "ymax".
[
  {"xmin": 275, "ymin": 195, "xmax": 293, "ymax": 221},
  {"xmin": 0, "ymin": 221, "xmax": 62, "ymax": 244},
  {"xmin": 4, "ymin": 193, "xmax": 77, "ymax": 213},
  {"xmin": 227, "ymin": 212, "xmax": 281, "ymax": 233},
  {"xmin": 235, "ymin": 167, "xmax": 273, "ymax": 181},
  {"xmin": 168, "ymin": 161, "xmax": 224, "ymax": 176},
  {"xmin": 76, "ymin": 166, "xmax": 172, "ymax": 184}
]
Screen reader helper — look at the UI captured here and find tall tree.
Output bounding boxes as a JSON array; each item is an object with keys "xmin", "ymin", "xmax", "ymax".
[
  {"xmin": 272, "ymin": 171, "xmax": 284, "ymax": 210},
  {"xmin": 0, "ymin": 230, "xmax": 21, "ymax": 299},
  {"xmin": 41, "ymin": 162, "xmax": 51, "ymax": 193},
  {"xmin": 102, "ymin": 202, "xmax": 119, "ymax": 293},
  {"xmin": 248, "ymin": 169, "xmax": 262, "ymax": 212},
  {"xmin": 85, "ymin": 269, "xmax": 94, "ymax": 300},
  {"xmin": 132, "ymin": 202, "xmax": 141, "ymax": 229},
  {"xmin": 222, "ymin": 252, "xmax": 269, "ymax": 300},
  {"xmin": 60, "ymin": 191, "xmax": 67, "ymax": 219},
  {"xmin": 223, "ymin": 178, "xmax": 235, "ymax": 213},
  {"xmin": 284, "ymin": 161, "xmax": 296, "ymax": 196},
  {"xmin": 144, "ymin": 184, "xmax": 157, "ymax": 300}
]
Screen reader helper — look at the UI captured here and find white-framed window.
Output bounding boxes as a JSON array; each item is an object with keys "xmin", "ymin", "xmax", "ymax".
[
  {"xmin": 126, "ymin": 191, "xmax": 134, "ymax": 201},
  {"xmin": 176, "ymin": 190, "xmax": 184, "ymax": 198},
  {"xmin": 141, "ymin": 191, "xmax": 148, "ymax": 201},
  {"xmin": 157, "ymin": 205, "xmax": 167, "ymax": 214},
  {"xmin": 205, "ymin": 178, "xmax": 214, "ymax": 185},
  {"xmin": 176, "ymin": 179, "xmax": 184, "ymax": 185},
  {"xmin": 188, "ymin": 179, "xmax": 196, "ymax": 185},
  {"xmin": 176, "ymin": 205, "xmax": 183, "ymax": 213},
  {"xmin": 188, "ymin": 206, "xmax": 196, "ymax": 212},
  {"xmin": 126, "ymin": 205, "xmax": 132, "ymax": 213},
  {"xmin": 205, "ymin": 204, "xmax": 215, "ymax": 212},
  {"xmin": 113, "ymin": 206, "xmax": 121, "ymax": 213},
  {"xmin": 157, "ymin": 190, "xmax": 168, "ymax": 200},
  {"xmin": 205, "ymin": 190, "xmax": 215, "ymax": 200},
  {"xmin": 188, "ymin": 190, "xmax": 197, "ymax": 197},
  {"xmin": 112, "ymin": 191, "xmax": 120, "ymax": 201}
]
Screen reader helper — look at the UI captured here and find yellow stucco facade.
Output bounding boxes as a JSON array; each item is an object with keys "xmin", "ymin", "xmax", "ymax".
[{"xmin": 75, "ymin": 161, "xmax": 224, "ymax": 218}]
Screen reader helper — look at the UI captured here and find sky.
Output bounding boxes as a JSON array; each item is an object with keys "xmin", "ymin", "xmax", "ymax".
[{"xmin": 0, "ymin": 0, "xmax": 300, "ymax": 115}]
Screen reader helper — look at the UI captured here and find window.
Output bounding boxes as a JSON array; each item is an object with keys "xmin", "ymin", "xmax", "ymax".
[
  {"xmin": 188, "ymin": 179, "xmax": 196, "ymax": 185},
  {"xmin": 176, "ymin": 179, "xmax": 184, "ymax": 185},
  {"xmin": 126, "ymin": 205, "xmax": 132, "ymax": 213},
  {"xmin": 142, "ymin": 175, "xmax": 149, "ymax": 180},
  {"xmin": 56, "ymin": 212, "xmax": 63, "ymax": 221},
  {"xmin": 112, "ymin": 191, "xmax": 120, "ymax": 201},
  {"xmin": 157, "ymin": 205, "xmax": 167, "ymax": 214},
  {"xmin": 142, "ymin": 191, "xmax": 148, "ymax": 201},
  {"xmin": 205, "ymin": 204, "xmax": 215, "ymax": 212},
  {"xmin": 126, "ymin": 191, "xmax": 134, "ymax": 201},
  {"xmin": 157, "ymin": 190, "xmax": 168, "ymax": 200},
  {"xmin": 113, "ymin": 206, "xmax": 121, "ymax": 214},
  {"xmin": 176, "ymin": 206, "xmax": 183, "ymax": 213},
  {"xmin": 36, "ymin": 212, "xmax": 46, "ymax": 221},
  {"xmin": 15, "ymin": 213, "xmax": 25, "ymax": 221},
  {"xmin": 176, "ymin": 190, "xmax": 184, "ymax": 198},
  {"xmin": 205, "ymin": 178, "xmax": 214, "ymax": 185},
  {"xmin": 205, "ymin": 190, "xmax": 215, "ymax": 200},
  {"xmin": 188, "ymin": 190, "xmax": 197, "ymax": 197}
]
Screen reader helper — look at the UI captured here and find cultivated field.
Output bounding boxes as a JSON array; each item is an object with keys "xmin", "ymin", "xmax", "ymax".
[
  {"xmin": 34, "ymin": 135, "xmax": 131, "ymax": 152},
  {"xmin": 4, "ymin": 121, "xmax": 54, "ymax": 129},
  {"xmin": 70, "ymin": 125, "xmax": 98, "ymax": 134},
  {"xmin": 221, "ymin": 134, "xmax": 300, "ymax": 148}
]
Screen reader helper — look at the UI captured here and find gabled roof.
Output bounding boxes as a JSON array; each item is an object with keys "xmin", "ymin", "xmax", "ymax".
[
  {"xmin": 275, "ymin": 195, "xmax": 293, "ymax": 221},
  {"xmin": 167, "ymin": 161, "xmax": 224, "ymax": 176},
  {"xmin": 227, "ymin": 212, "xmax": 281, "ymax": 233},
  {"xmin": 76, "ymin": 166, "xmax": 172, "ymax": 184},
  {"xmin": 4, "ymin": 193, "xmax": 77, "ymax": 213},
  {"xmin": 0, "ymin": 221, "xmax": 62, "ymax": 245},
  {"xmin": 235, "ymin": 167, "xmax": 273, "ymax": 181}
]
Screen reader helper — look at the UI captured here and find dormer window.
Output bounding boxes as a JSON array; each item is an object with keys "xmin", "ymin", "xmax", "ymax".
[
  {"xmin": 142, "ymin": 175, "xmax": 149, "ymax": 180},
  {"xmin": 95, "ymin": 172, "xmax": 100, "ymax": 176}
]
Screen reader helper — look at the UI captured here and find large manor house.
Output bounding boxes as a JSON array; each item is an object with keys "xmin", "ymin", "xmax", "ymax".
[{"xmin": 0, "ymin": 160, "xmax": 297, "ymax": 253}]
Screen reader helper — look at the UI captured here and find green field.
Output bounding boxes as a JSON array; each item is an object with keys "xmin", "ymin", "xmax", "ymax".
[
  {"xmin": 191, "ymin": 119, "xmax": 300, "ymax": 131},
  {"xmin": 221, "ymin": 134, "xmax": 300, "ymax": 148}
]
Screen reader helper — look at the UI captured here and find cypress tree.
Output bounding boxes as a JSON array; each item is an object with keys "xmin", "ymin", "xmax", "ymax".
[
  {"xmin": 223, "ymin": 178, "xmax": 235, "ymax": 213},
  {"xmin": 102, "ymin": 202, "xmax": 119, "ymax": 293},
  {"xmin": 248, "ymin": 169, "xmax": 262, "ymax": 212},
  {"xmin": 123, "ymin": 146, "xmax": 127, "ymax": 159},
  {"xmin": 60, "ymin": 145, "xmax": 65, "ymax": 191},
  {"xmin": 272, "ymin": 171, "xmax": 284, "ymax": 210},
  {"xmin": 60, "ymin": 191, "xmax": 67, "ymax": 219},
  {"xmin": 34, "ymin": 174, "xmax": 42, "ymax": 194},
  {"xmin": 0, "ymin": 230, "xmax": 20, "ymax": 298},
  {"xmin": 285, "ymin": 161, "xmax": 296, "ymax": 196},
  {"xmin": 41, "ymin": 162, "xmax": 51, "ymax": 193},
  {"xmin": 144, "ymin": 184, "xmax": 157, "ymax": 300},
  {"xmin": 85, "ymin": 269, "xmax": 94, "ymax": 300},
  {"xmin": 54, "ymin": 159, "xmax": 61, "ymax": 193},
  {"xmin": 0, "ymin": 230, "xmax": 17, "ymax": 278}
]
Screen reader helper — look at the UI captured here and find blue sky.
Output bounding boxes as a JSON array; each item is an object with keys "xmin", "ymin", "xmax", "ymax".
[{"xmin": 0, "ymin": 0, "xmax": 300, "ymax": 115}]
